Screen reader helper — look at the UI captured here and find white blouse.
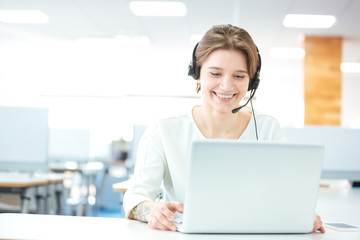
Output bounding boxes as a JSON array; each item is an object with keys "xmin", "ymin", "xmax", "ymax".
[{"xmin": 123, "ymin": 109, "xmax": 285, "ymax": 218}]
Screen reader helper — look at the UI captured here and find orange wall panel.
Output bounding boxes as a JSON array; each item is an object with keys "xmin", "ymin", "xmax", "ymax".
[{"xmin": 304, "ymin": 36, "xmax": 342, "ymax": 125}]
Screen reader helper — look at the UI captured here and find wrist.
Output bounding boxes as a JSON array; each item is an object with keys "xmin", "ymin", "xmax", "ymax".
[{"xmin": 129, "ymin": 201, "xmax": 153, "ymax": 222}]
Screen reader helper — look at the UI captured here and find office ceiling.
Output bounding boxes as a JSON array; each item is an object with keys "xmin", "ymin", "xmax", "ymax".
[{"xmin": 0, "ymin": 0, "xmax": 359, "ymax": 50}]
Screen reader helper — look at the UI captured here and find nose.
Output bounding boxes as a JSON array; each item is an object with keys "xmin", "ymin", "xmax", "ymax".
[{"xmin": 219, "ymin": 74, "xmax": 235, "ymax": 91}]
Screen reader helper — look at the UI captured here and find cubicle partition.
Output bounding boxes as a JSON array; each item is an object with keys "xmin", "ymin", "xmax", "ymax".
[
  {"xmin": 283, "ymin": 126, "xmax": 360, "ymax": 181},
  {"xmin": 127, "ymin": 125, "xmax": 147, "ymax": 173},
  {"xmin": 0, "ymin": 106, "xmax": 54, "ymax": 214},
  {"xmin": 0, "ymin": 106, "xmax": 49, "ymax": 172},
  {"xmin": 48, "ymin": 128, "xmax": 91, "ymax": 165}
]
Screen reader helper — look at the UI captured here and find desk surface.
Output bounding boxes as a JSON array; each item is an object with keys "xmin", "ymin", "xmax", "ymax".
[
  {"xmin": 0, "ymin": 179, "xmax": 48, "ymax": 188},
  {"xmin": 112, "ymin": 179, "xmax": 131, "ymax": 192},
  {"xmin": 0, "ymin": 175, "xmax": 48, "ymax": 188},
  {"xmin": 0, "ymin": 187, "xmax": 359, "ymax": 240},
  {"xmin": 0, "ymin": 173, "xmax": 65, "ymax": 187},
  {"xmin": 316, "ymin": 187, "xmax": 360, "ymax": 227},
  {"xmin": 0, "ymin": 213, "xmax": 359, "ymax": 240}
]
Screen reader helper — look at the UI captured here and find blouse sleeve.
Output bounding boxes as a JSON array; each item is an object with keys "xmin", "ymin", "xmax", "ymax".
[{"xmin": 123, "ymin": 123, "xmax": 166, "ymax": 218}]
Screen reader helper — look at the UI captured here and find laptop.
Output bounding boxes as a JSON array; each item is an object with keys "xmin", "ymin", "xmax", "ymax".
[{"xmin": 176, "ymin": 140, "xmax": 324, "ymax": 233}]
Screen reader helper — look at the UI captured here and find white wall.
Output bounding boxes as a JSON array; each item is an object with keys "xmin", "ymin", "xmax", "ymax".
[
  {"xmin": 342, "ymin": 39, "xmax": 360, "ymax": 128},
  {"xmin": 0, "ymin": 37, "xmax": 359, "ymax": 160}
]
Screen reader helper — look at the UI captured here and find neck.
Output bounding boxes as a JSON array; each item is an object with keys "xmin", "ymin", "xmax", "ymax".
[{"xmin": 192, "ymin": 105, "xmax": 246, "ymax": 139}]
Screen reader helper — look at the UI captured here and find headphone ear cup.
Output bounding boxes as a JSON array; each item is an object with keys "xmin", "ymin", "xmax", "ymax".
[
  {"xmin": 188, "ymin": 64, "xmax": 194, "ymax": 77},
  {"xmin": 248, "ymin": 48, "xmax": 262, "ymax": 91},
  {"xmin": 193, "ymin": 66, "xmax": 200, "ymax": 80},
  {"xmin": 248, "ymin": 77, "xmax": 260, "ymax": 91},
  {"xmin": 187, "ymin": 63, "xmax": 200, "ymax": 80},
  {"xmin": 188, "ymin": 43, "xmax": 200, "ymax": 80}
]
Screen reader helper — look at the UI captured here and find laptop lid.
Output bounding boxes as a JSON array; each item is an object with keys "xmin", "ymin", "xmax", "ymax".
[{"xmin": 179, "ymin": 140, "xmax": 324, "ymax": 233}]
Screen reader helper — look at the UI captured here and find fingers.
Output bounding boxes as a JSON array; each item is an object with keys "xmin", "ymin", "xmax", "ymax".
[
  {"xmin": 147, "ymin": 202, "xmax": 183, "ymax": 231},
  {"xmin": 168, "ymin": 201, "xmax": 184, "ymax": 213},
  {"xmin": 148, "ymin": 213, "xmax": 177, "ymax": 231},
  {"xmin": 311, "ymin": 214, "xmax": 325, "ymax": 233}
]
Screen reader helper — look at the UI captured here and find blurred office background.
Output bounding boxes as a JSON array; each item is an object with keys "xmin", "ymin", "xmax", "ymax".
[{"xmin": 0, "ymin": 0, "xmax": 359, "ymax": 217}]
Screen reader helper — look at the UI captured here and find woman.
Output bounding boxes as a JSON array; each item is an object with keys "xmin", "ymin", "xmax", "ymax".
[{"xmin": 123, "ymin": 24, "xmax": 325, "ymax": 233}]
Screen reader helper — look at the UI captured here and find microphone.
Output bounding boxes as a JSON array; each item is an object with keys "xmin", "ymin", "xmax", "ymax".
[{"xmin": 232, "ymin": 89, "xmax": 256, "ymax": 114}]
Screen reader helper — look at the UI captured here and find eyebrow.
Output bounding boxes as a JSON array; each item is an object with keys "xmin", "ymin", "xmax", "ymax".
[{"xmin": 208, "ymin": 67, "xmax": 248, "ymax": 74}]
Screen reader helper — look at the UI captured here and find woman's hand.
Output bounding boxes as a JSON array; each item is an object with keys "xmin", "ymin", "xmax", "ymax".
[
  {"xmin": 129, "ymin": 201, "xmax": 183, "ymax": 231},
  {"xmin": 312, "ymin": 214, "xmax": 325, "ymax": 233}
]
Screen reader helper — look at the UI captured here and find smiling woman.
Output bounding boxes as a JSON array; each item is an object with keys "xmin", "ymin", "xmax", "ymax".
[
  {"xmin": 120, "ymin": 24, "xmax": 328, "ymax": 233},
  {"xmin": 122, "ymin": 24, "xmax": 326, "ymax": 233}
]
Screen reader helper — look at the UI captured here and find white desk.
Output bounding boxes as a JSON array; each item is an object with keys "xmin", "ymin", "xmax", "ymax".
[
  {"xmin": 0, "ymin": 213, "xmax": 358, "ymax": 240},
  {"xmin": 0, "ymin": 187, "xmax": 359, "ymax": 240}
]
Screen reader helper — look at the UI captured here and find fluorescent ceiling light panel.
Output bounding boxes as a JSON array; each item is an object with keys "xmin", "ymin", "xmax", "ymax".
[
  {"xmin": 269, "ymin": 47, "xmax": 305, "ymax": 59},
  {"xmin": 283, "ymin": 14, "xmax": 336, "ymax": 28},
  {"xmin": 0, "ymin": 10, "xmax": 49, "ymax": 23},
  {"xmin": 341, "ymin": 63, "xmax": 360, "ymax": 73},
  {"xmin": 129, "ymin": 1, "xmax": 187, "ymax": 16}
]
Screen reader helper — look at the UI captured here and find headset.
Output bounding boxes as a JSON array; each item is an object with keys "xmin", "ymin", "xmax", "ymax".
[
  {"xmin": 187, "ymin": 42, "xmax": 262, "ymax": 140},
  {"xmin": 187, "ymin": 43, "xmax": 201, "ymax": 80}
]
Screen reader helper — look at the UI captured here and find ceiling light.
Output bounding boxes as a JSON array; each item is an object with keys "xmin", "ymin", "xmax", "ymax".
[
  {"xmin": 341, "ymin": 63, "xmax": 360, "ymax": 73},
  {"xmin": 0, "ymin": 10, "xmax": 49, "ymax": 23},
  {"xmin": 283, "ymin": 14, "xmax": 336, "ymax": 28},
  {"xmin": 269, "ymin": 47, "xmax": 305, "ymax": 59},
  {"xmin": 129, "ymin": 1, "xmax": 187, "ymax": 16}
]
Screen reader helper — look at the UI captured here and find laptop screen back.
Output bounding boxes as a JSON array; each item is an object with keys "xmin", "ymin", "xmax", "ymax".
[{"xmin": 181, "ymin": 140, "xmax": 324, "ymax": 233}]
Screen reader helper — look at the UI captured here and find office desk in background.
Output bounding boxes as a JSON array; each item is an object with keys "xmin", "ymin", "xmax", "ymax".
[
  {"xmin": 112, "ymin": 179, "xmax": 132, "ymax": 192},
  {"xmin": 50, "ymin": 161, "xmax": 105, "ymax": 216},
  {"xmin": 0, "ymin": 176, "xmax": 48, "ymax": 214},
  {"xmin": 0, "ymin": 187, "xmax": 359, "ymax": 240},
  {"xmin": 0, "ymin": 173, "xmax": 65, "ymax": 214}
]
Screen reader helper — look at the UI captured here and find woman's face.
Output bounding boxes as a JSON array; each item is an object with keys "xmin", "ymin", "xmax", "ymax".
[{"xmin": 198, "ymin": 49, "xmax": 250, "ymax": 114}]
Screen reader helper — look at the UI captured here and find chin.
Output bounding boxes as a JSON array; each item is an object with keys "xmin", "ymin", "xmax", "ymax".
[{"xmin": 214, "ymin": 106, "xmax": 236, "ymax": 114}]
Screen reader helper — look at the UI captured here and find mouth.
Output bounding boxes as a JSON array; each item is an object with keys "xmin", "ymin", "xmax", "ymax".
[{"xmin": 213, "ymin": 92, "xmax": 237, "ymax": 101}]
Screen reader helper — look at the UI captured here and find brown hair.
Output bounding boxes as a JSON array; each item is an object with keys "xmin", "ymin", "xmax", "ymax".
[{"xmin": 195, "ymin": 24, "xmax": 259, "ymax": 93}]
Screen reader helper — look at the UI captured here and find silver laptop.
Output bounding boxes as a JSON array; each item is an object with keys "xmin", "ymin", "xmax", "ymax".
[{"xmin": 176, "ymin": 140, "xmax": 324, "ymax": 233}]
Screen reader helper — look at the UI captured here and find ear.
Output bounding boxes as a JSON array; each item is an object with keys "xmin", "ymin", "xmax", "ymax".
[
  {"xmin": 195, "ymin": 68, "xmax": 201, "ymax": 83},
  {"xmin": 195, "ymin": 81, "xmax": 201, "ymax": 93}
]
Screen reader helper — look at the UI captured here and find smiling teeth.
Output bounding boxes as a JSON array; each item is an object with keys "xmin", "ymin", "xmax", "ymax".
[{"xmin": 217, "ymin": 93, "xmax": 233, "ymax": 99}]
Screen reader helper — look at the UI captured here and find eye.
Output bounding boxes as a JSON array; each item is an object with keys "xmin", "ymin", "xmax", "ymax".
[
  {"xmin": 234, "ymin": 75, "xmax": 245, "ymax": 79},
  {"xmin": 210, "ymin": 72, "xmax": 221, "ymax": 77}
]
